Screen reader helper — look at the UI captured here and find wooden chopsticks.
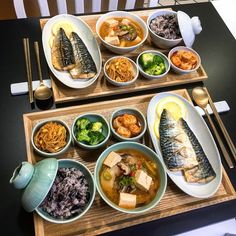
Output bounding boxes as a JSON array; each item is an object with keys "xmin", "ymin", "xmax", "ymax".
[
  {"xmin": 23, "ymin": 38, "xmax": 34, "ymax": 104},
  {"xmin": 204, "ymin": 87, "xmax": 236, "ymax": 162}
]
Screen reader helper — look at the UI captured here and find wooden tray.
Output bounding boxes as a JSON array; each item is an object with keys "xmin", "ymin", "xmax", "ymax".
[
  {"xmin": 40, "ymin": 9, "xmax": 208, "ymax": 104},
  {"xmin": 23, "ymin": 89, "xmax": 236, "ymax": 236}
]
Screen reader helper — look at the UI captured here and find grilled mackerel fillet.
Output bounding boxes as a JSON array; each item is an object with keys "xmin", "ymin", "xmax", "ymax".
[
  {"xmin": 159, "ymin": 109, "xmax": 216, "ymax": 183},
  {"xmin": 159, "ymin": 109, "xmax": 199, "ymax": 171},
  {"xmin": 180, "ymin": 118, "xmax": 216, "ymax": 183},
  {"xmin": 70, "ymin": 32, "xmax": 97, "ymax": 79},
  {"xmin": 51, "ymin": 28, "xmax": 75, "ymax": 71}
]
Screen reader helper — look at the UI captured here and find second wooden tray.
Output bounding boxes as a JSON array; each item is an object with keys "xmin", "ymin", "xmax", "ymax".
[
  {"xmin": 23, "ymin": 89, "xmax": 235, "ymax": 236},
  {"xmin": 40, "ymin": 9, "xmax": 208, "ymax": 104}
]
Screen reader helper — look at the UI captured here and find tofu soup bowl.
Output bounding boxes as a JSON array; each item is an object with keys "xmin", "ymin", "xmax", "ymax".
[
  {"xmin": 96, "ymin": 11, "xmax": 148, "ymax": 54},
  {"xmin": 94, "ymin": 142, "xmax": 167, "ymax": 214}
]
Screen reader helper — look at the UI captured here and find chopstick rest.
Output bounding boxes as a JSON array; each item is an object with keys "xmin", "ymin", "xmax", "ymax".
[
  {"xmin": 10, "ymin": 79, "xmax": 51, "ymax": 95},
  {"xmin": 195, "ymin": 101, "xmax": 230, "ymax": 116}
]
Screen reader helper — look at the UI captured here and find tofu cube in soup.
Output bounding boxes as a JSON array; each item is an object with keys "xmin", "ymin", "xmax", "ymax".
[
  {"xmin": 103, "ymin": 151, "xmax": 122, "ymax": 168},
  {"xmin": 135, "ymin": 170, "xmax": 152, "ymax": 191},
  {"xmin": 121, "ymin": 18, "xmax": 131, "ymax": 26},
  {"xmin": 105, "ymin": 36, "xmax": 120, "ymax": 46},
  {"xmin": 119, "ymin": 192, "xmax": 136, "ymax": 209},
  {"xmin": 105, "ymin": 19, "xmax": 119, "ymax": 28}
]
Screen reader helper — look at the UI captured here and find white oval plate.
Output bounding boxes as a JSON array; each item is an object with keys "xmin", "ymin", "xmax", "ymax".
[
  {"xmin": 147, "ymin": 92, "xmax": 222, "ymax": 198},
  {"xmin": 42, "ymin": 14, "xmax": 102, "ymax": 89}
]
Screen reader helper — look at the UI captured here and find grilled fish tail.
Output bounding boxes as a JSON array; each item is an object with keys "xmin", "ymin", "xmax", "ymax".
[{"xmin": 70, "ymin": 32, "xmax": 97, "ymax": 79}]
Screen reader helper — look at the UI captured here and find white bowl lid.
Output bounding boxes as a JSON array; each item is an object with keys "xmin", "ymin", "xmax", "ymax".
[{"xmin": 177, "ymin": 11, "xmax": 202, "ymax": 47}]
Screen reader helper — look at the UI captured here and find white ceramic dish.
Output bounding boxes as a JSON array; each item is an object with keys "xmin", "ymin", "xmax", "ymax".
[
  {"xmin": 104, "ymin": 56, "xmax": 139, "ymax": 86},
  {"xmin": 147, "ymin": 92, "xmax": 222, "ymax": 198},
  {"xmin": 42, "ymin": 14, "xmax": 102, "ymax": 89},
  {"xmin": 96, "ymin": 11, "xmax": 148, "ymax": 54},
  {"xmin": 168, "ymin": 46, "xmax": 201, "ymax": 74}
]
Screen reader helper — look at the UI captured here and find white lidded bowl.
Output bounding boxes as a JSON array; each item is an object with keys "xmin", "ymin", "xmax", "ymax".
[
  {"xmin": 147, "ymin": 10, "xmax": 182, "ymax": 49},
  {"xmin": 168, "ymin": 46, "xmax": 201, "ymax": 74},
  {"xmin": 96, "ymin": 11, "xmax": 148, "ymax": 54},
  {"xmin": 136, "ymin": 50, "xmax": 170, "ymax": 80},
  {"xmin": 104, "ymin": 56, "xmax": 139, "ymax": 86},
  {"xmin": 147, "ymin": 10, "xmax": 202, "ymax": 49}
]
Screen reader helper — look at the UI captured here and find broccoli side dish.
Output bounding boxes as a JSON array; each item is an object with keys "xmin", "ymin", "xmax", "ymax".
[
  {"xmin": 139, "ymin": 53, "xmax": 166, "ymax": 76},
  {"xmin": 75, "ymin": 117, "xmax": 106, "ymax": 146}
]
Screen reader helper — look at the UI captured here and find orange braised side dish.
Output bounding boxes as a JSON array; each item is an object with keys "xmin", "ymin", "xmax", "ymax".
[
  {"xmin": 34, "ymin": 122, "xmax": 67, "ymax": 153},
  {"xmin": 106, "ymin": 57, "xmax": 136, "ymax": 82},
  {"xmin": 113, "ymin": 114, "xmax": 142, "ymax": 138},
  {"xmin": 170, "ymin": 50, "xmax": 198, "ymax": 70}
]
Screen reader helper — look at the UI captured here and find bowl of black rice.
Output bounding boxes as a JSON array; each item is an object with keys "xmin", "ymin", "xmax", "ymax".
[
  {"xmin": 147, "ymin": 10, "xmax": 183, "ymax": 49},
  {"xmin": 36, "ymin": 159, "xmax": 96, "ymax": 223}
]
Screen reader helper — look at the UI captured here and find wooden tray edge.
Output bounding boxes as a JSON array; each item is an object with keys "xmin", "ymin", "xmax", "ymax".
[{"xmin": 52, "ymin": 66, "xmax": 208, "ymax": 104}]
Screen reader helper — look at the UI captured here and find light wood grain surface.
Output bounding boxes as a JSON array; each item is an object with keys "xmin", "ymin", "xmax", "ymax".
[
  {"xmin": 23, "ymin": 89, "xmax": 236, "ymax": 236},
  {"xmin": 40, "ymin": 9, "xmax": 207, "ymax": 104}
]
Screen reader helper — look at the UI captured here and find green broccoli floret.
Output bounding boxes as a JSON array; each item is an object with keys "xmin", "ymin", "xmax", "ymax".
[
  {"xmin": 91, "ymin": 122, "xmax": 103, "ymax": 132},
  {"xmin": 76, "ymin": 129, "xmax": 91, "ymax": 143},
  {"xmin": 139, "ymin": 53, "xmax": 155, "ymax": 69},
  {"xmin": 76, "ymin": 118, "xmax": 91, "ymax": 130},
  {"xmin": 153, "ymin": 55, "xmax": 164, "ymax": 65},
  {"xmin": 88, "ymin": 131, "xmax": 105, "ymax": 145},
  {"xmin": 145, "ymin": 64, "xmax": 164, "ymax": 75}
]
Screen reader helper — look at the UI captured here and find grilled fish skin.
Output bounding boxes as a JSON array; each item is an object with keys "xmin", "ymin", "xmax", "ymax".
[
  {"xmin": 179, "ymin": 118, "xmax": 216, "ymax": 183},
  {"xmin": 159, "ymin": 109, "xmax": 199, "ymax": 171},
  {"xmin": 51, "ymin": 28, "xmax": 75, "ymax": 71},
  {"xmin": 70, "ymin": 32, "xmax": 97, "ymax": 79},
  {"xmin": 58, "ymin": 28, "xmax": 75, "ymax": 71}
]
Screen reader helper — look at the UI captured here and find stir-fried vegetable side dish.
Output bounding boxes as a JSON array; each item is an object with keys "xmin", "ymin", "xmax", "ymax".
[
  {"xmin": 34, "ymin": 122, "xmax": 67, "ymax": 153},
  {"xmin": 105, "ymin": 57, "xmax": 136, "ymax": 82},
  {"xmin": 113, "ymin": 113, "xmax": 142, "ymax": 138},
  {"xmin": 100, "ymin": 149, "xmax": 159, "ymax": 209},
  {"xmin": 74, "ymin": 118, "xmax": 106, "ymax": 145},
  {"xmin": 139, "ymin": 53, "xmax": 166, "ymax": 76},
  {"xmin": 99, "ymin": 18, "xmax": 143, "ymax": 47}
]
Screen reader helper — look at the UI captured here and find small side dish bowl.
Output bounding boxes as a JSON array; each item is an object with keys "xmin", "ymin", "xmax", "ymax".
[
  {"xmin": 168, "ymin": 46, "xmax": 201, "ymax": 74},
  {"xmin": 72, "ymin": 113, "xmax": 110, "ymax": 150},
  {"xmin": 110, "ymin": 107, "xmax": 147, "ymax": 141},
  {"xmin": 31, "ymin": 119, "xmax": 71, "ymax": 157},
  {"xmin": 36, "ymin": 159, "xmax": 96, "ymax": 224},
  {"xmin": 136, "ymin": 50, "xmax": 170, "ymax": 80},
  {"xmin": 96, "ymin": 11, "xmax": 148, "ymax": 54},
  {"xmin": 147, "ymin": 10, "xmax": 182, "ymax": 49},
  {"xmin": 104, "ymin": 56, "xmax": 139, "ymax": 86},
  {"xmin": 94, "ymin": 142, "xmax": 167, "ymax": 214}
]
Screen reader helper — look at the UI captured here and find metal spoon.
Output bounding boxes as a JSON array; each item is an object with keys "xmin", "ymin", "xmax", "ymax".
[
  {"xmin": 192, "ymin": 87, "xmax": 234, "ymax": 168},
  {"xmin": 34, "ymin": 41, "xmax": 52, "ymax": 100}
]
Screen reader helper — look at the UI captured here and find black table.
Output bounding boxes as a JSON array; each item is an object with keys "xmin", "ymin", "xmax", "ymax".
[{"xmin": 1, "ymin": 2, "xmax": 236, "ymax": 235}]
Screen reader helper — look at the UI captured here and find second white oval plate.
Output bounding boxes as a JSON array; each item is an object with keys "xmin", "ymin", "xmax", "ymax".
[
  {"xmin": 42, "ymin": 14, "xmax": 102, "ymax": 89},
  {"xmin": 147, "ymin": 92, "xmax": 222, "ymax": 198}
]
